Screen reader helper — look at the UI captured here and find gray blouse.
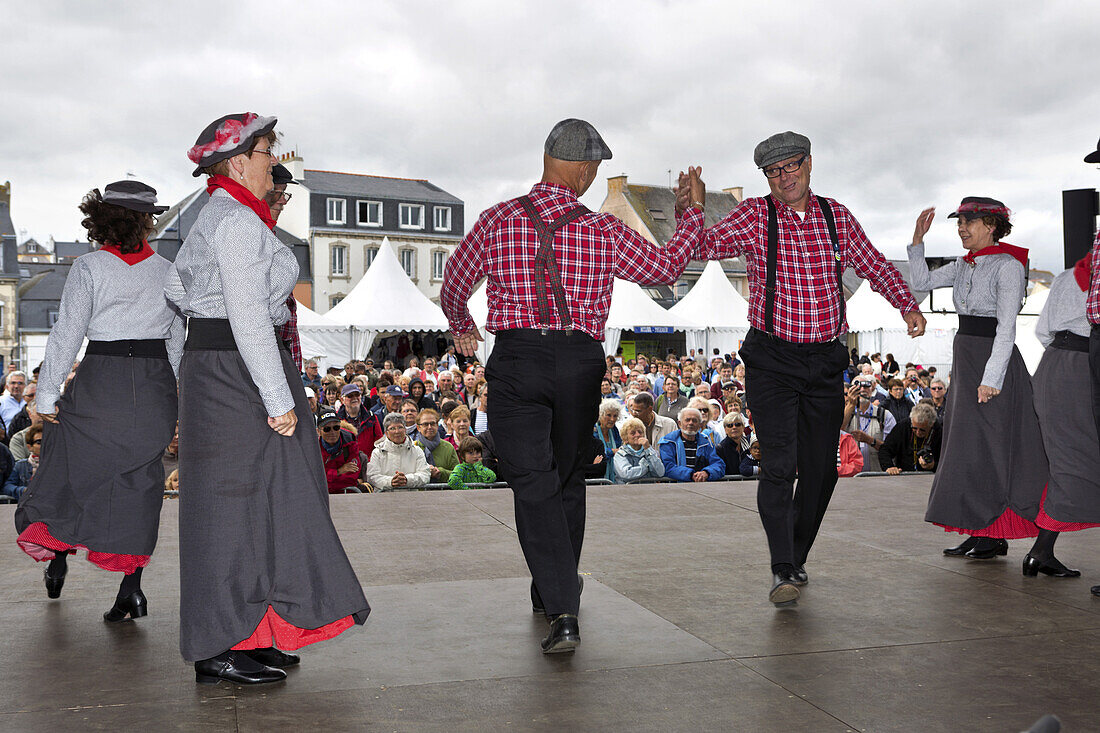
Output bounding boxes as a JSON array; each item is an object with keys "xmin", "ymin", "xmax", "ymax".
[
  {"xmin": 165, "ymin": 189, "xmax": 299, "ymax": 417},
  {"xmin": 908, "ymin": 242, "xmax": 1025, "ymax": 390},
  {"xmin": 37, "ymin": 249, "xmax": 185, "ymax": 416},
  {"xmin": 1035, "ymin": 268, "xmax": 1089, "ymax": 348}
]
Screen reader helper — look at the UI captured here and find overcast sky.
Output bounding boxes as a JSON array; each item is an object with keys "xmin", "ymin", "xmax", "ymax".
[{"xmin": 2, "ymin": 1, "xmax": 1097, "ymax": 272}]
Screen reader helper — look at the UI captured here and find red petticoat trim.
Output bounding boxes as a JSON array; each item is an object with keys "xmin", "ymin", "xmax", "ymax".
[
  {"xmin": 231, "ymin": 605, "xmax": 355, "ymax": 652},
  {"xmin": 16, "ymin": 522, "xmax": 149, "ymax": 574},
  {"xmin": 934, "ymin": 507, "xmax": 1039, "ymax": 539},
  {"xmin": 1035, "ymin": 485, "xmax": 1100, "ymax": 532}
]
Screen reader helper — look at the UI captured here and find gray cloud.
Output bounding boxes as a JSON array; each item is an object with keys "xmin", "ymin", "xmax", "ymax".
[{"xmin": 1, "ymin": 0, "xmax": 1097, "ymax": 272}]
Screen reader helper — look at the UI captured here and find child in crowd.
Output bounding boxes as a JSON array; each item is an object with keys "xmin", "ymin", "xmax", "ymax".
[
  {"xmin": 448, "ymin": 436, "xmax": 497, "ymax": 490},
  {"xmin": 740, "ymin": 440, "xmax": 762, "ymax": 477},
  {"xmin": 612, "ymin": 417, "xmax": 665, "ymax": 483},
  {"xmin": 444, "ymin": 405, "xmax": 473, "ymax": 448}
]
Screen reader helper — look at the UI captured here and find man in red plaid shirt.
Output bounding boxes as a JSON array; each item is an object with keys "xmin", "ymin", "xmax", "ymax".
[
  {"xmin": 441, "ymin": 119, "xmax": 705, "ymax": 653},
  {"xmin": 1083, "ymin": 137, "xmax": 1100, "ymax": 502},
  {"xmin": 681, "ymin": 131, "xmax": 926, "ymax": 607}
]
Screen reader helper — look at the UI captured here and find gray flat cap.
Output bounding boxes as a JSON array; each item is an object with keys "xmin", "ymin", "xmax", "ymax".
[
  {"xmin": 754, "ymin": 131, "xmax": 811, "ymax": 169},
  {"xmin": 545, "ymin": 119, "xmax": 612, "ymax": 161}
]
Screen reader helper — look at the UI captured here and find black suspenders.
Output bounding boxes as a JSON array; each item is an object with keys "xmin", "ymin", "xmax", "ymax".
[
  {"xmin": 517, "ymin": 196, "xmax": 590, "ymax": 333},
  {"xmin": 763, "ymin": 195, "xmax": 844, "ymax": 335}
]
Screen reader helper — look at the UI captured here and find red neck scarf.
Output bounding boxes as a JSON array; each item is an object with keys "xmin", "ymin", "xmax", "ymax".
[
  {"xmin": 206, "ymin": 174, "xmax": 275, "ymax": 231},
  {"xmin": 961, "ymin": 241, "xmax": 1028, "ymax": 269},
  {"xmin": 1073, "ymin": 255, "xmax": 1091, "ymax": 291},
  {"xmin": 102, "ymin": 240, "xmax": 154, "ymax": 266}
]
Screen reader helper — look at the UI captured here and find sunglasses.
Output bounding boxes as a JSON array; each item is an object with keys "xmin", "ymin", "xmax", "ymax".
[
  {"xmin": 320, "ymin": 425, "xmax": 340, "ymax": 433},
  {"xmin": 28, "ymin": 439, "xmax": 41, "ymax": 445}
]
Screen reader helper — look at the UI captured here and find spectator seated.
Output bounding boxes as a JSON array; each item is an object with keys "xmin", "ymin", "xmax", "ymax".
[
  {"xmin": 658, "ymin": 407, "xmax": 726, "ymax": 482},
  {"xmin": 613, "ymin": 417, "xmax": 665, "ymax": 483},
  {"xmin": 318, "ymin": 409, "xmax": 362, "ymax": 494},
  {"xmin": 365, "ymin": 412, "xmax": 431, "ymax": 491},
  {"xmin": 447, "ymin": 436, "xmax": 497, "ymax": 489}
]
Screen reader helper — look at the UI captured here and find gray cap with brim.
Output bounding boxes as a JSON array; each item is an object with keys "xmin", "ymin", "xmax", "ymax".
[
  {"xmin": 754, "ymin": 131, "xmax": 811, "ymax": 169},
  {"xmin": 545, "ymin": 119, "xmax": 612, "ymax": 161}
]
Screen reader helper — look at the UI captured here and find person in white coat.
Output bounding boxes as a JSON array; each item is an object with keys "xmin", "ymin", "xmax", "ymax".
[{"xmin": 366, "ymin": 412, "xmax": 431, "ymax": 490}]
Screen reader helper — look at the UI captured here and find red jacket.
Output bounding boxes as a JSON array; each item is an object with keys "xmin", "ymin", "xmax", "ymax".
[
  {"xmin": 321, "ymin": 429, "xmax": 361, "ymax": 493},
  {"xmin": 337, "ymin": 407, "xmax": 383, "ymax": 460}
]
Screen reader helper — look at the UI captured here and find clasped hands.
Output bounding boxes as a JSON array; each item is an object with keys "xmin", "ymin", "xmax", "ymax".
[{"xmin": 673, "ymin": 167, "xmax": 706, "ymax": 217}]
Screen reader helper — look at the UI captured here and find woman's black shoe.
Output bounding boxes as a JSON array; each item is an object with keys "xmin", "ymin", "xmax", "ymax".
[
  {"xmin": 195, "ymin": 651, "xmax": 286, "ymax": 685},
  {"xmin": 1022, "ymin": 554, "xmax": 1081, "ymax": 578},
  {"xmin": 242, "ymin": 647, "xmax": 300, "ymax": 668},
  {"xmin": 943, "ymin": 536, "xmax": 980, "ymax": 556},
  {"xmin": 44, "ymin": 565, "xmax": 67, "ymax": 599},
  {"xmin": 103, "ymin": 590, "xmax": 148, "ymax": 622},
  {"xmin": 965, "ymin": 538, "xmax": 1009, "ymax": 559},
  {"xmin": 1091, "ymin": 585, "xmax": 1100, "ymax": 597},
  {"xmin": 541, "ymin": 614, "xmax": 580, "ymax": 654}
]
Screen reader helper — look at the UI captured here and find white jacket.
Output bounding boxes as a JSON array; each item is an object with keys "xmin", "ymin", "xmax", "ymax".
[{"xmin": 366, "ymin": 436, "xmax": 431, "ymax": 490}]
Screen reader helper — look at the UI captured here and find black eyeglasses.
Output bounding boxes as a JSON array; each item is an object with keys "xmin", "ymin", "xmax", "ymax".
[
  {"xmin": 320, "ymin": 425, "xmax": 340, "ymax": 433},
  {"xmin": 274, "ymin": 191, "xmax": 292, "ymax": 204},
  {"xmin": 762, "ymin": 155, "xmax": 807, "ymax": 179},
  {"xmin": 28, "ymin": 439, "xmax": 41, "ymax": 444}
]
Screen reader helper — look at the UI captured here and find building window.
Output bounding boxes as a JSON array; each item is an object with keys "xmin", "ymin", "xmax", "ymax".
[
  {"xmin": 331, "ymin": 244, "xmax": 347, "ymax": 276},
  {"xmin": 433, "ymin": 207, "xmax": 451, "ymax": 231},
  {"xmin": 399, "ymin": 248, "xmax": 416, "ymax": 278},
  {"xmin": 365, "ymin": 246, "xmax": 379, "ymax": 268},
  {"xmin": 357, "ymin": 200, "xmax": 382, "ymax": 227},
  {"xmin": 432, "ymin": 250, "xmax": 447, "ymax": 280},
  {"xmin": 330, "ymin": 294, "xmax": 345, "ymax": 309},
  {"xmin": 326, "ymin": 198, "xmax": 346, "ymax": 225},
  {"xmin": 399, "ymin": 203, "xmax": 424, "ymax": 230}
]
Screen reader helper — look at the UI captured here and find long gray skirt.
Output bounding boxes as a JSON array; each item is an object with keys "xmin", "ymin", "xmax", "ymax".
[
  {"xmin": 15, "ymin": 354, "xmax": 176, "ymax": 560},
  {"xmin": 178, "ymin": 345, "xmax": 369, "ymax": 662},
  {"xmin": 925, "ymin": 332, "xmax": 1048, "ymax": 536},
  {"xmin": 1033, "ymin": 346, "xmax": 1100, "ymax": 525}
]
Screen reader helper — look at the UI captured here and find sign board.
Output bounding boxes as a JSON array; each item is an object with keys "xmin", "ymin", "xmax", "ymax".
[{"xmin": 634, "ymin": 326, "xmax": 674, "ymax": 334}]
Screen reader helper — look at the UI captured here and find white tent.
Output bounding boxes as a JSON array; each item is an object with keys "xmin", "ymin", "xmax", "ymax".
[
  {"xmin": 670, "ymin": 261, "xmax": 750, "ymax": 358},
  {"xmin": 323, "ymin": 237, "xmax": 450, "ymax": 357},
  {"xmin": 467, "ymin": 281, "xmax": 496, "ymax": 363},
  {"xmin": 297, "ymin": 301, "xmax": 353, "ymax": 371},
  {"xmin": 604, "ymin": 279, "xmax": 701, "ymax": 357}
]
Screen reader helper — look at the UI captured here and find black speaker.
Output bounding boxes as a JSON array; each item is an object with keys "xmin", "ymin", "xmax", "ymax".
[{"xmin": 1062, "ymin": 188, "xmax": 1099, "ymax": 269}]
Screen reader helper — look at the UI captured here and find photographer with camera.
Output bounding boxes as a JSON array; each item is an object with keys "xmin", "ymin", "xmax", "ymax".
[
  {"xmin": 842, "ymin": 376, "xmax": 896, "ymax": 472},
  {"xmin": 879, "ymin": 402, "xmax": 941, "ymax": 475}
]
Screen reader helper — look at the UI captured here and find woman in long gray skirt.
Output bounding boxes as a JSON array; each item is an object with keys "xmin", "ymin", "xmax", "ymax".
[
  {"xmin": 909, "ymin": 198, "xmax": 1048, "ymax": 558},
  {"xmin": 1029, "ymin": 257, "xmax": 1098, "ymax": 578},
  {"xmin": 169, "ymin": 113, "xmax": 369, "ymax": 686},
  {"xmin": 15, "ymin": 181, "xmax": 183, "ymax": 621}
]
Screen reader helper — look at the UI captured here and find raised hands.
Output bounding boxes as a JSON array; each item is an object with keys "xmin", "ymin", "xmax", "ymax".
[
  {"xmin": 674, "ymin": 166, "xmax": 705, "ymax": 217},
  {"xmin": 912, "ymin": 207, "xmax": 935, "ymax": 246}
]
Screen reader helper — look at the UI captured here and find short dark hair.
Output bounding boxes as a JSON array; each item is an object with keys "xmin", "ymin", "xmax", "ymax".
[
  {"xmin": 982, "ymin": 214, "xmax": 1012, "ymax": 241},
  {"xmin": 633, "ymin": 391, "xmax": 654, "ymax": 408},
  {"xmin": 457, "ymin": 436, "xmax": 483, "ymax": 461},
  {"xmin": 79, "ymin": 190, "xmax": 148, "ymax": 254}
]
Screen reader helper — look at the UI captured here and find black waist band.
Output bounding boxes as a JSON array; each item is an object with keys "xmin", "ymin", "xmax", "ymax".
[
  {"xmin": 185, "ymin": 318, "xmax": 289, "ymax": 352},
  {"xmin": 1051, "ymin": 330, "xmax": 1089, "ymax": 353},
  {"xmin": 494, "ymin": 328, "xmax": 597, "ymax": 343},
  {"xmin": 957, "ymin": 315, "xmax": 998, "ymax": 338},
  {"xmin": 86, "ymin": 339, "xmax": 168, "ymax": 359}
]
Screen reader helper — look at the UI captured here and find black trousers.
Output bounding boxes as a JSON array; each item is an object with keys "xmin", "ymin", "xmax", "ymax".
[
  {"xmin": 486, "ymin": 329, "xmax": 605, "ymax": 616},
  {"xmin": 1090, "ymin": 324, "xmax": 1100, "ymax": 446},
  {"xmin": 738, "ymin": 328, "xmax": 849, "ymax": 568}
]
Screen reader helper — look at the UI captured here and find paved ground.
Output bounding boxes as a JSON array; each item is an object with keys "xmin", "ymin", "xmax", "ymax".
[{"xmin": 1, "ymin": 476, "xmax": 1096, "ymax": 732}]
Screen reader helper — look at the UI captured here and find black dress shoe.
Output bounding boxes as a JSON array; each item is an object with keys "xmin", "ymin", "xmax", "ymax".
[
  {"xmin": 242, "ymin": 647, "xmax": 300, "ymax": 668},
  {"xmin": 1091, "ymin": 585, "xmax": 1100, "ymax": 597},
  {"xmin": 769, "ymin": 570, "xmax": 800, "ymax": 606},
  {"xmin": 965, "ymin": 538, "xmax": 1009, "ymax": 560},
  {"xmin": 1022, "ymin": 554, "xmax": 1081, "ymax": 578},
  {"xmin": 103, "ymin": 590, "xmax": 148, "ymax": 622},
  {"xmin": 541, "ymin": 614, "xmax": 580, "ymax": 654},
  {"xmin": 195, "ymin": 651, "xmax": 286, "ymax": 685},
  {"xmin": 44, "ymin": 565, "xmax": 67, "ymax": 599},
  {"xmin": 943, "ymin": 536, "xmax": 980, "ymax": 556},
  {"xmin": 792, "ymin": 566, "xmax": 808, "ymax": 586},
  {"xmin": 531, "ymin": 575, "xmax": 584, "ymax": 615}
]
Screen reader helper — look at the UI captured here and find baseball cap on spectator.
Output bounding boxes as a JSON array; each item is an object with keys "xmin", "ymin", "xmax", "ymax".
[
  {"xmin": 317, "ymin": 409, "xmax": 340, "ymax": 427},
  {"xmin": 341, "ymin": 384, "xmax": 362, "ymax": 397},
  {"xmin": 721, "ymin": 381, "xmax": 737, "ymax": 390},
  {"xmin": 383, "ymin": 385, "xmax": 405, "ymax": 397}
]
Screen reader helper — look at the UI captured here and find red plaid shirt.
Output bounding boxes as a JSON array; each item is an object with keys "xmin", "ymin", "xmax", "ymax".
[
  {"xmin": 1086, "ymin": 230, "xmax": 1100, "ymax": 324},
  {"xmin": 696, "ymin": 192, "xmax": 919, "ymax": 343},
  {"xmin": 441, "ymin": 183, "xmax": 703, "ymax": 341},
  {"xmin": 276, "ymin": 295, "xmax": 302, "ymax": 370}
]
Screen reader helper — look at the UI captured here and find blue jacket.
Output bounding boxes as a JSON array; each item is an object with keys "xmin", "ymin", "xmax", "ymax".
[
  {"xmin": 658, "ymin": 430, "xmax": 725, "ymax": 482},
  {"xmin": 3, "ymin": 458, "xmax": 33, "ymax": 500}
]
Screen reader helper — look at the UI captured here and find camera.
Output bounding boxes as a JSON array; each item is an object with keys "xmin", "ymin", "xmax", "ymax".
[{"xmin": 917, "ymin": 447, "xmax": 934, "ymax": 462}]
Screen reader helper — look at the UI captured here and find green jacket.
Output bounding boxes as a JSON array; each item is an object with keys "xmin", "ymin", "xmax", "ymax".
[
  {"xmin": 447, "ymin": 461, "xmax": 497, "ymax": 490},
  {"xmin": 416, "ymin": 438, "xmax": 459, "ymax": 481}
]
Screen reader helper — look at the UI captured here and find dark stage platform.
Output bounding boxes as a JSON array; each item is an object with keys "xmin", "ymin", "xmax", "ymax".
[{"xmin": 2, "ymin": 476, "xmax": 1097, "ymax": 732}]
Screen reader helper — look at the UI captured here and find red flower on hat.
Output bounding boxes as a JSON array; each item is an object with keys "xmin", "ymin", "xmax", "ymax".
[{"xmin": 187, "ymin": 113, "xmax": 260, "ymax": 164}]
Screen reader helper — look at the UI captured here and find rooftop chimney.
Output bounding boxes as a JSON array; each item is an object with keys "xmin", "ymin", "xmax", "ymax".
[
  {"xmin": 0, "ymin": 181, "xmax": 10, "ymax": 207},
  {"xmin": 607, "ymin": 175, "xmax": 627, "ymax": 195},
  {"xmin": 722, "ymin": 186, "xmax": 743, "ymax": 203}
]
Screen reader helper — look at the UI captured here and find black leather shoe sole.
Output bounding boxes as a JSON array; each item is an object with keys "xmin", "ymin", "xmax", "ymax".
[
  {"xmin": 195, "ymin": 653, "xmax": 287, "ymax": 685},
  {"xmin": 769, "ymin": 577, "xmax": 800, "ymax": 606},
  {"xmin": 104, "ymin": 590, "xmax": 148, "ymax": 623},
  {"xmin": 242, "ymin": 647, "xmax": 301, "ymax": 668}
]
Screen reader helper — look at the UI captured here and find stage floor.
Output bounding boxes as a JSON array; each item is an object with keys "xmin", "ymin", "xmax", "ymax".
[{"xmin": 2, "ymin": 476, "xmax": 1098, "ymax": 732}]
